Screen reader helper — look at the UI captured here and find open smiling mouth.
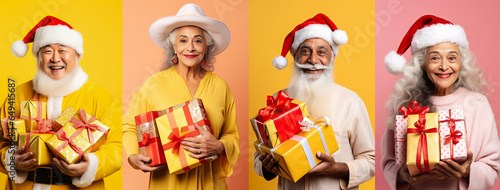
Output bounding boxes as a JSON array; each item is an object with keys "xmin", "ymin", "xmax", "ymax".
[
  {"xmin": 435, "ymin": 73, "xmax": 453, "ymax": 78},
  {"xmin": 49, "ymin": 66, "xmax": 65, "ymax": 70}
]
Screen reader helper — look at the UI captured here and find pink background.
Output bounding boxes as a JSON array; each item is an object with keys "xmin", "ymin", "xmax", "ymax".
[{"xmin": 375, "ymin": 0, "xmax": 500, "ymax": 189}]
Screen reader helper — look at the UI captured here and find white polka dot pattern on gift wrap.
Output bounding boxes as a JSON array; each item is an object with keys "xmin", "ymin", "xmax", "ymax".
[
  {"xmin": 395, "ymin": 115, "xmax": 408, "ymax": 167},
  {"xmin": 438, "ymin": 108, "xmax": 468, "ymax": 162}
]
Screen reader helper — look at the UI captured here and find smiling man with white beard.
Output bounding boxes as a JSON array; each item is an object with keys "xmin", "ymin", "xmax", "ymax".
[
  {"xmin": 254, "ymin": 13, "xmax": 375, "ymax": 190},
  {"xmin": 0, "ymin": 16, "xmax": 122, "ymax": 190}
]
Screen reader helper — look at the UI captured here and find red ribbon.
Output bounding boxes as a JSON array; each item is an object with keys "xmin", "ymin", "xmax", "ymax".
[
  {"xmin": 407, "ymin": 114, "xmax": 437, "ymax": 174},
  {"xmin": 25, "ymin": 119, "xmax": 55, "ymax": 153},
  {"xmin": 20, "ymin": 98, "xmax": 44, "ymax": 128},
  {"xmin": 70, "ymin": 109, "xmax": 108, "ymax": 145},
  {"xmin": 257, "ymin": 90, "xmax": 293, "ymax": 121},
  {"xmin": 138, "ymin": 133, "xmax": 164, "ymax": 166},
  {"xmin": 440, "ymin": 109, "xmax": 464, "ymax": 160},
  {"xmin": 398, "ymin": 100, "xmax": 430, "ymax": 118},
  {"xmin": 54, "ymin": 129, "xmax": 85, "ymax": 161},
  {"xmin": 162, "ymin": 127, "xmax": 200, "ymax": 155}
]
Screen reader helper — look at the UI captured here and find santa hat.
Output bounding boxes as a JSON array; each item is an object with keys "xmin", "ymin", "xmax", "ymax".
[
  {"xmin": 11, "ymin": 16, "xmax": 84, "ymax": 59},
  {"xmin": 385, "ymin": 15, "xmax": 468, "ymax": 75},
  {"xmin": 273, "ymin": 13, "xmax": 348, "ymax": 70}
]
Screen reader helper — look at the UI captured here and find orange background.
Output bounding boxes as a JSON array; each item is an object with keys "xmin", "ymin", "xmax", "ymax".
[{"xmin": 122, "ymin": 0, "xmax": 249, "ymax": 189}]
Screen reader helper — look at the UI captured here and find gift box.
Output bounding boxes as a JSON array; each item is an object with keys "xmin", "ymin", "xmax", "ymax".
[
  {"xmin": 53, "ymin": 106, "xmax": 78, "ymax": 131},
  {"xmin": 394, "ymin": 115, "xmax": 408, "ymax": 167},
  {"xmin": 46, "ymin": 124, "xmax": 91, "ymax": 164},
  {"xmin": 2, "ymin": 118, "xmax": 26, "ymax": 140},
  {"xmin": 20, "ymin": 98, "xmax": 47, "ymax": 132},
  {"xmin": 155, "ymin": 99, "xmax": 213, "ymax": 174},
  {"xmin": 67, "ymin": 109, "xmax": 109, "ymax": 151},
  {"xmin": 407, "ymin": 113, "xmax": 439, "ymax": 176},
  {"xmin": 438, "ymin": 108, "xmax": 467, "ymax": 162},
  {"xmin": 135, "ymin": 111, "xmax": 167, "ymax": 167},
  {"xmin": 262, "ymin": 117, "xmax": 338, "ymax": 182},
  {"xmin": 250, "ymin": 90, "xmax": 309, "ymax": 147},
  {"xmin": 18, "ymin": 119, "xmax": 55, "ymax": 165}
]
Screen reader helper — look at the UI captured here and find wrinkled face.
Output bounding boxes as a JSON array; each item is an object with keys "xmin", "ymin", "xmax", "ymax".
[
  {"xmin": 424, "ymin": 42, "xmax": 461, "ymax": 94},
  {"xmin": 295, "ymin": 38, "xmax": 334, "ymax": 77},
  {"xmin": 39, "ymin": 43, "xmax": 78, "ymax": 80},
  {"xmin": 173, "ymin": 26, "xmax": 208, "ymax": 68}
]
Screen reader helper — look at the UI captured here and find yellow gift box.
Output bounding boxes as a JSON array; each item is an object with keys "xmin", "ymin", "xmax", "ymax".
[
  {"xmin": 20, "ymin": 99, "xmax": 47, "ymax": 132},
  {"xmin": 45, "ymin": 125, "xmax": 91, "ymax": 164},
  {"xmin": 1, "ymin": 118, "xmax": 26, "ymax": 140},
  {"xmin": 54, "ymin": 106, "xmax": 78, "ymax": 132},
  {"xmin": 156, "ymin": 99, "xmax": 212, "ymax": 175},
  {"xmin": 406, "ymin": 113, "xmax": 440, "ymax": 176},
  {"xmin": 18, "ymin": 133, "xmax": 54, "ymax": 165},
  {"xmin": 66, "ymin": 109, "xmax": 109, "ymax": 152},
  {"xmin": 257, "ymin": 118, "xmax": 338, "ymax": 182},
  {"xmin": 250, "ymin": 91, "xmax": 309, "ymax": 148}
]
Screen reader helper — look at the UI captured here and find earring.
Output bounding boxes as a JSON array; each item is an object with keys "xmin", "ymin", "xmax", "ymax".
[
  {"xmin": 203, "ymin": 60, "xmax": 207, "ymax": 65},
  {"xmin": 173, "ymin": 57, "xmax": 178, "ymax": 63}
]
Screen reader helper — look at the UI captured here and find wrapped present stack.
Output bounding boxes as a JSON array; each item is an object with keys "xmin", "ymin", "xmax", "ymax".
[
  {"xmin": 135, "ymin": 110, "xmax": 167, "ymax": 167},
  {"xmin": 18, "ymin": 119, "xmax": 54, "ymax": 165},
  {"xmin": 155, "ymin": 99, "xmax": 213, "ymax": 174},
  {"xmin": 53, "ymin": 106, "xmax": 78, "ymax": 131},
  {"xmin": 20, "ymin": 98, "xmax": 47, "ymax": 132},
  {"xmin": 438, "ymin": 108, "xmax": 467, "ymax": 163},
  {"xmin": 254, "ymin": 117, "xmax": 338, "ymax": 182},
  {"xmin": 68, "ymin": 109, "xmax": 110, "ymax": 151},
  {"xmin": 250, "ymin": 90, "xmax": 309, "ymax": 147}
]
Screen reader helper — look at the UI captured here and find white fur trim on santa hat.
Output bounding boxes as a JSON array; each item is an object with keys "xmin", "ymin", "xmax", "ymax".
[
  {"xmin": 411, "ymin": 24, "xmax": 468, "ymax": 54},
  {"xmin": 3, "ymin": 148, "xmax": 28, "ymax": 184},
  {"xmin": 332, "ymin": 29, "xmax": 348, "ymax": 45},
  {"xmin": 72, "ymin": 153, "xmax": 99, "ymax": 188},
  {"xmin": 11, "ymin": 40, "xmax": 29, "ymax": 58},
  {"xmin": 292, "ymin": 24, "xmax": 341, "ymax": 55},
  {"xmin": 273, "ymin": 56, "xmax": 288, "ymax": 70},
  {"xmin": 385, "ymin": 50, "xmax": 407, "ymax": 75},
  {"xmin": 32, "ymin": 25, "xmax": 84, "ymax": 60}
]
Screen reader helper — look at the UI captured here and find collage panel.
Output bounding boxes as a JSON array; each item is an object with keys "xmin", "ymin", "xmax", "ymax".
[
  {"xmin": 375, "ymin": 0, "xmax": 500, "ymax": 189},
  {"xmin": 0, "ymin": 0, "xmax": 123, "ymax": 189}
]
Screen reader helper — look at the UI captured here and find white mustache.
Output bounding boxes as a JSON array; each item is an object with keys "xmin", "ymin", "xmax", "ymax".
[{"xmin": 295, "ymin": 62, "xmax": 331, "ymax": 70}]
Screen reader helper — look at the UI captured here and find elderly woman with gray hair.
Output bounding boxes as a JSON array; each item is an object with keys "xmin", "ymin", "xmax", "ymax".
[
  {"xmin": 122, "ymin": 3, "xmax": 239, "ymax": 190},
  {"xmin": 381, "ymin": 15, "xmax": 500, "ymax": 190}
]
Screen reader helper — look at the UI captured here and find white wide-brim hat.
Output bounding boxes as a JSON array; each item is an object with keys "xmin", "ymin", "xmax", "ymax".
[{"xmin": 149, "ymin": 3, "xmax": 231, "ymax": 56}]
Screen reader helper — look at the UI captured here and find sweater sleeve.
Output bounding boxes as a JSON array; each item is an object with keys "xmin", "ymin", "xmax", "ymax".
[
  {"xmin": 464, "ymin": 97, "xmax": 500, "ymax": 189},
  {"xmin": 341, "ymin": 98, "xmax": 375, "ymax": 189},
  {"xmin": 381, "ymin": 128, "xmax": 411, "ymax": 190},
  {"xmin": 216, "ymin": 85, "xmax": 240, "ymax": 178}
]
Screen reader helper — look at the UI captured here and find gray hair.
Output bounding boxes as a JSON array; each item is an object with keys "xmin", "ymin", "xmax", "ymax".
[
  {"xmin": 162, "ymin": 27, "xmax": 216, "ymax": 71},
  {"xmin": 386, "ymin": 45, "xmax": 488, "ymax": 129}
]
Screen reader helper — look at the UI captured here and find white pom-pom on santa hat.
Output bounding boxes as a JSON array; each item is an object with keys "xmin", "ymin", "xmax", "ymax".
[
  {"xmin": 272, "ymin": 55, "xmax": 288, "ymax": 70},
  {"xmin": 273, "ymin": 13, "xmax": 347, "ymax": 70},
  {"xmin": 11, "ymin": 40, "xmax": 28, "ymax": 58},
  {"xmin": 332, "ymin": 29, "xmax": 348, "ymax": 45},
  {"xmin": 385, "ymin": 15, "xmax": 469, "ymax": 75},
  {"xmin": 384, "ymin": 50, "xmax": 407, "ymax": 75}
]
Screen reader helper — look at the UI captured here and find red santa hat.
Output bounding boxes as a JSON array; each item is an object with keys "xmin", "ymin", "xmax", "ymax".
[
  {"xmin": 11, "ymin": 16, "xmax": 84, "ymax": 59},
  {"xmin": 273, "ymin": 13, "xmax": 348, "ymax": 70},
  {"xmin": 385, "ymin": 15, "xmax": 469, "ymax": 75}
]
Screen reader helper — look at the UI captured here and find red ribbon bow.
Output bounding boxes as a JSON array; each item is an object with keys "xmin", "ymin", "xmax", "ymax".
[
  {"xmin": 398, "ymin": 100, "xmax": 430, "ymax": 118},
  {"xmin": 407, "ymin": 114, "xmax": 437, "ymax": 174},
  {"xmin": 162, "ymin": 127, "xmax": 200, "ymax": 154},
  {"xmin": 440, "ymin": 109, "xmax": 464, "ymax": 160},
  {"xmin": 258, "ymin": 90, "xmax": 292, "ymax": 121},
  {"xmin": 54, "ymin": 129, "xmax": 84, "ymax": 161},
  {"xmin": 70, "ymin": 109, "xmax": 109, "ymax": 145},
  {"xmin": 25, "ymin": 119, "xmax": 55, "ymax": 153}
]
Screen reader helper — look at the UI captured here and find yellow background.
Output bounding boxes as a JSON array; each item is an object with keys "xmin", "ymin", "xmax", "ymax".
[
  {"xmin": 249, "ymin": 0, "xmax": 375, "ymax": 189},
  {"xmin": 0, "ymin": 0, "xmax": 123, "ymax": 189}
]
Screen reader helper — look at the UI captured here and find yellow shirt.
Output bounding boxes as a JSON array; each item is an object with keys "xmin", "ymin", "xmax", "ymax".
[
  {"xmin": 0, "ymin": 81, "xmax": 123, "ymax": 190},
  {"xmin": 123, "ymin": 67, "xmax": 239, "ymax": 190}
]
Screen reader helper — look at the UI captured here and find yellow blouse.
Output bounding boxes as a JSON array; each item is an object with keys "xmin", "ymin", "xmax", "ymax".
[
  {"xmin": 0, "ymin": 81, "xmax": 122, "ymax": 190},
  {"xmin": 123, "ymin": 67, "xmax": 239, "ymax": 190}
]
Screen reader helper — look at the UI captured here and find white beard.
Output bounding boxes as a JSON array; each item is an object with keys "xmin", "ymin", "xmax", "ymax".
[
  {"xmin": 287, "ymin": 61, "xmax": 336, "ymax": 118},
  {"xmin": 33, "ymin": 62, "xmax": 88, "ymax": 97}
]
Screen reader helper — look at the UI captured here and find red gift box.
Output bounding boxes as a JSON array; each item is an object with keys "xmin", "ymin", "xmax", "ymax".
[{"xmin": 135, "ymin": 110, "xmax": 167, "ymax": 167}]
